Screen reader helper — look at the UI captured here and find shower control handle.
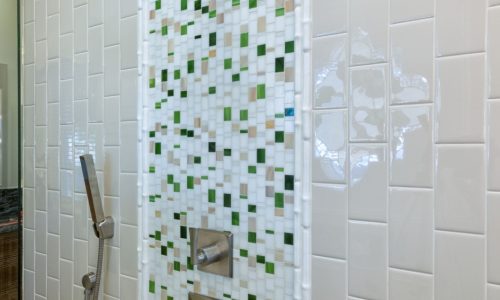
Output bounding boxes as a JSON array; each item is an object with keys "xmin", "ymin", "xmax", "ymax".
[{"xmin": 189, "ymin": 228, "xmax": 233, "ymax": 278}]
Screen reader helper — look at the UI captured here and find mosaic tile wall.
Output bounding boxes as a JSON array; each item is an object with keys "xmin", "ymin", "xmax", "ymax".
[{"xmin": 146, "ymin": 0, "xmax": 296, "ymax": 299}]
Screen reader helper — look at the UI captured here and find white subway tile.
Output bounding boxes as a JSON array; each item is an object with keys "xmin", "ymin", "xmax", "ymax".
[
  {"xmin": 88, "ymin": 123, "xmax": 104, "ymax": 172},
  {"xmin": 349, "ymin": 145, "xmax": 388, "ymax": 223},
  {"xmin": 120, "ymin": 121, "xmax": 138, "ymax": 173},
  {"xmin": 120, "ymin": 224, "xmax": 138, "ymax": 277},
  {"xmin": 103, "ymin": 196, "xmax": 120, "ymax": 247},
  {"xmin": 24, "ymin": 106, "xmax": 35, "ymax": 146},
  {"xmin": 489, "ymin": 7, "xmax": 500, "ymax": 98},
  {"xmin": 47, "ymin": 191, "xmax": 60, "ymax": 234},
  {"xmin": 47, "ymin": 0, "xmax": 58, "ymax": 15},
  {"xmin": 60, "ymin": 33, "xmax": 74, "ymax": 80},
  {"xmin": 59, "ymin": 259, "xmax": 73, "ymax": 298},
  {"xmin": 24, "ymin": 64, "xmax": 36, "ymax": 105},
  {"xmin": 312, "ymin": 256, "xmax": 346, "ymax": 300},
  {"xmin": 35, "ymin": 84, "xmax": 47, "ymax": 125},
  {"xmin": 389, "ymin": 269, "xmax": 433, "ymax": 300},
  {"xmin": 59, "ymin": 125, "xmax": 74, "ymax": 169},
  {"xmin": 35, "ymin": 126, "xmax": 47, "ymax": 168},
  {"xmin": 60, "ymin": 215, "xmax": 74, "ymax": 260},
  {"xmin": 350, "ymin": 64, "xmax": 387, "ymax": 142},
  {"xmin": 390, "ymin": 20, "xmax": 433, "ymax": 104},
  {"xmin": 24, "ymin": 22, "xmax": 35, "ymax": 64},
  {"xmin": 104, "ymin": 0, "xmax": 120, "ymax": 46},
  {"xmin": 120, "ymin": 276, "xmax": 138, "ymax": 300},
  {"xmin": 89, "ymin": 74, "xmax": 104, "ymax": 122},
  {"xmin": 489, "ymin": 102, "xmax": 500, "ymax": 191},
  {"xmin": 47, "ymin": 14, "xmax": 59, "ymax": 59},
  {"xmin": 60, "ymin": 80, "xmax": 73, "ymax": 124},
  {"xmin": 35, "ymin": 0, "xmax": 47, "ymax": 41},
  {"xmin": 25, "ymin": 269, "xmax": 35, "ymax": 300},
  {"xmin": 25, "ymin": 0, "xmax": 35, "ymax": 23},
  {"xmin": 88, "ymin": 0, "xmax": 103, "ymax": 26},
  {"xmin": 74, "ymin": 4, "xmax": 88, "ymax": 53},
  {"xmin": 35, "ymin": 169, "xmax": 47, "ymax": 211},
  {"xmin": 35, "ymin": 40, "xmax": 47, "ymax": 83},
  {"xmin": 312, "ymin": 184, "xmax": 347, "ymax": 259},
  {"xmin": 74, "ymin": 145, "xmax": 88, "ymax": 193},
  {"xmin": 390, "ymin": 105, "xmax": 433, "ymax": 188},
  {"xmin": 120, "ymin": 15, "xmax": 138, "ymax": 69},
  {"xmin": 119, "ymin": 173, "xmax": 137, "ymax": 226},
  {"xmin": 89, "ymin": 25, "xmax": 104, "ymax": 75},
  {"xmin": 24, "ymin": 229, "xmax": 35, "ymax": 270},
  {"xmin": 74, "ymin": 193, "xmax": 89, "ymax": 240},
  {"xmin": 436, "ymin": 0, "xmax": 486, "ymax": 56},
  {"xmin": 436, "ymin": 145, "xmax": 485, "ymax": 234},
  {"xmin": 348, "ymin": 221, "xmax": 387, "ymax": 299},
  {"xmin": 47, "ymin": 59, "xmax": 60, "ymax": 102},
  {"xmin": 59, "ymin": 0, "xmax": 73, "ymax": 34},
  {"xmin": 73, "ymin": 240, "xmax": 88, "ymax": 285},
  {"xmin": 24, "ymin": 189, "xmax": 35, "ymax": 229},
  {"xmin": 104, "ymin": 246, "xmax": 120, "ymax": 297},
  {"xmin": 435, "ymin": 231, "xmax": 485, "ymax": 300},
  {"xmin": 488, "ymin": 284, "xmax": 500, "ymax": 299},
  {"xmin": 488, "ymin": 193, "xmax": 500, "ymax": 284},
  {"xmin": 312, "ymin": 0, "xmax": 347, "ymax": 36},
  {"xmin": 436, "ymin": 54, "xmax": 485, "ymax": 143},
  {"xmin": 312, "ymin": 110, "xmax": 347, "ymax": 184},
  {"xmin": 74, "ymin": 100, "xmax": 88, "ymax": 145},
  {"xmin": 350, "ymin": 0, "xmax": 388, "ymax": 65},
  {"xmin": 390, "ymin": 0, "xmax": 434, "ymax": 23},
  {"xmin": 74, "ymin": 53, "xmax": 89, "ymax": 100},
  {"xmin": 47, "ymin": 147, "xmax": 60, "ymax": 190},
  {"xmin": 120, "ymin": 68, "xmax": 138, "ymax": 121},
  {"xmin": 60, "ymin": 170, "xmax": 74, "ymax": 214},
  {"xmin": 35, "ymin": 253, "xmax": 47, "ymax": 296},
  {"xmin": 25, "ymin": 148, "xmax": 35, "ymax": 188},
  {"xmin": 389, "ymin": 188, "xmax": 433, "ymax": 273},
  {"xmin": 47, "ymin": 277, "xmax": 60, "ymax": 300},
  {"xmin": 104, "ymin": 45, "xmax": 120, "ymax": 96},
  {"xmin": 103, "ymin": 96, "xmax": 120, "ymax": 145},
  {"xmin": 312, "ymin": 35, "xmax": 347, "ymax": 109},
  {"xmin": 120, "ymin": 0, "xmax": 137, "ymax": 18},
  {"xmin": 47, "ymin": 233, "xmax": 60, "ymax": 278}
]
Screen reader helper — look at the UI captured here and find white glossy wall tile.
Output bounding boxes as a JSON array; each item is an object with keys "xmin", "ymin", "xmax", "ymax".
[
  {"xmin": 311, "ymin": 1, "xmax": 497, "ymax": 299},
  {"xmin": 22, "ymin": 0, "xmax": 140, "ymax": 299}
]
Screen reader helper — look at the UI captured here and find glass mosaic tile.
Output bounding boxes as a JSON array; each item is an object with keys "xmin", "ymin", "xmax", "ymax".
[{"xmin": 147, "ymin": 0, "xmax": 296, "ymax": 299}]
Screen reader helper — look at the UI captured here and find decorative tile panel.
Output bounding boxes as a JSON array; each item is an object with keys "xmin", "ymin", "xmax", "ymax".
[{"xmin": 146, "ymin": 0, "xmax": 296, "ymax": 299}]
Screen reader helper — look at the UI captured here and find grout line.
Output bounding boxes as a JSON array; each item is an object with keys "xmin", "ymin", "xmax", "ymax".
[
  {"xmin": 436, "ymin": 51, "xmax": 486, "ymax": 59},
  {"xmin": 434, "ymin": 229, "xmax": 485, "ymax": 237},
  {"xmin": 389, "ymin": 15, "xmax": 434, "ymax": 26},
  {"xmin": 388, "ymin": 266, "xmax": 433, "ymax": 276}
]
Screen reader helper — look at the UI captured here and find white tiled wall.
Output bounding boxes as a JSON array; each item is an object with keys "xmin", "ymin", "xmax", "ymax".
[
  {"xmin": 311, "ymin": 0, "xmax": 500, "ymax": 299},
  {"xmin": 22, "ymin": 0, "xmax": 141, "ymax": 299}
]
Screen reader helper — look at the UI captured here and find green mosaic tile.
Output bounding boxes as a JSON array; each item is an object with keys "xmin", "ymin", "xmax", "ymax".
[
  {"xmin": 257, "ymin": 44, "xmax": 266, "ymax": 56},
  {"xmin": 240, "ymin": 32, "xmax": 249, "ymax": 47},
  {"xmin": 256, "ymin": 84, "xmax": 266, "ymax": 99},
  {"xmin": 257, "ymin": 149, "xmax": 266, "ymax": 163},
  {"xmin": 232, "ymin": 212, "xmax": 239, "ymax": 225},
  {"xmin": 147, "ymin": 0, "xmax": 296, "ymax": 297}
]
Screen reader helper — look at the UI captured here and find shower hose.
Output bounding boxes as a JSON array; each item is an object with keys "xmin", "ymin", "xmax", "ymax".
[
  {"xmin": 84, "ymin": 237, "xmax": 105, "ymax": 300},
  {"xmin": 94, "ymin": 237, "xmax": 105, "ymax": 300}
]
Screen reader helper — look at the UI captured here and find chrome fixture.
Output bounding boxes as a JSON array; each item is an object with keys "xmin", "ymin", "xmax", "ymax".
[
  {"xmin": 189, "ymin": 228, "xmax": 233, "ymax": 278},
  {"xmin": 80, "ymin": 154, "xmax": 114, "ymax": 300}
]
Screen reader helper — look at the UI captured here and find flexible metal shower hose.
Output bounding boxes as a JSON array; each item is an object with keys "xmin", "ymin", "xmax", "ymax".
[{"xmin": 94, "ymin": 238, "xmax": 105, "ymax": 300}]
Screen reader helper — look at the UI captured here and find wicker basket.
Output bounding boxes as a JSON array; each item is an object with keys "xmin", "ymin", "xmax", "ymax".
[{"xmin": 0, "ymin": 230, "xmax": 18, "ymax": 300}]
